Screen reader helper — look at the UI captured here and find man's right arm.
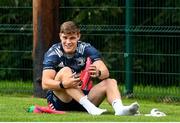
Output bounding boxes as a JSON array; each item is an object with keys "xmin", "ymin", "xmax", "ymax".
[
  {"xmin": 42, "ymin": 68, "xmax": 82, "ymax": 90},
  {"xmin": 42, "ymin": 69, "xmax": 62, "ymax": 90}
]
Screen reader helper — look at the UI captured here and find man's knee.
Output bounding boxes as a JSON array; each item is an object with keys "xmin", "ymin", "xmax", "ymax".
[
  {"xmin": 55, "ymin": 67, "xmax": 72, "ymax": 81},
  {"xmin": 102, "ymin": 78, "xmax": 118, "ymax": 87},
  {"xmin": 59, "ymin": 67, "xmax": 72, "ymax": 73}
]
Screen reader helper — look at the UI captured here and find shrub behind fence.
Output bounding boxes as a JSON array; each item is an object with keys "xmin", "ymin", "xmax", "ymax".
[{"xmin": 0, "ymin": 0, "xmax": 179, "ymax": 102}]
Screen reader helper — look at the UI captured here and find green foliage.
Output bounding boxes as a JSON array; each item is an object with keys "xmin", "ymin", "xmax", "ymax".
[
  {"xmin": 0, "ymin": 0, "xmax": 32, "ymax": 80},
  {"xmin": 0, "ymin": 0, "xmax": 179, "ymax": 86}
]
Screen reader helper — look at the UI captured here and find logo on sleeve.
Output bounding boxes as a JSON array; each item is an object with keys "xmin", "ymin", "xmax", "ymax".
[{"xmin": 58, "ymin": 62, "xmax": 64, "ymax": 67}]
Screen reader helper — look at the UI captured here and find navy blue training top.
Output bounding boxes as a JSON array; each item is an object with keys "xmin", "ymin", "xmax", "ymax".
[{"xmin": 43, "ymin": 41, "xmax": 101, "ymax": 73}]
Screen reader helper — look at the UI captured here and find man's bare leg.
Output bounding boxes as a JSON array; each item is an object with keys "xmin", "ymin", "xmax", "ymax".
[
  {"xmin": 53, "ymin": 67, "xmax": 107, "ymax": 115},
  {"xmin": 88, "ymin": 78, "xmax": 139, "ymax": 115}
]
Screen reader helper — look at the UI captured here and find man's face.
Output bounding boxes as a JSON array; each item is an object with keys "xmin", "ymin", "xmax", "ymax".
[{"xmin": 60, "ymin": 32, "xmax": 80, "ymax": 54}]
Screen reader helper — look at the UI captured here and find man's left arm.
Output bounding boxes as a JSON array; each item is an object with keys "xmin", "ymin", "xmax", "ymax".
[
  {"xmin": 84, "ymin": 44, "xmax": 109, "ymax": 80},
  {"xmin": 89, "ymin": 60, "xmax": 109, "ymax": 80}
]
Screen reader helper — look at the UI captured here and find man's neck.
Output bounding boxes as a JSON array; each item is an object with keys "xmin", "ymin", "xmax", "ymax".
[{"xmin": 64, "ymin": 53, "xmax": 75, "ymax": 59}]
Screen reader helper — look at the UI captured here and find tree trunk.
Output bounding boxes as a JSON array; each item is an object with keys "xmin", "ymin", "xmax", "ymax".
[{"xmin": 32, "ymin": 0, "xmax": 59, "ymax": 97}]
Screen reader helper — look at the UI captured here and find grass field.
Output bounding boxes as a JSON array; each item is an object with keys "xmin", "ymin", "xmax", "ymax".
[
  {"xmin": 0, "ymin": 81, "xmax": 179, "ymax": 122},
  {"xmin": 0, "ymin": 81, "xmax": 179, "ymax": 102},
  {"xmin": 0, "ymin": 94, "xmax": 180, "ymax": 122}
]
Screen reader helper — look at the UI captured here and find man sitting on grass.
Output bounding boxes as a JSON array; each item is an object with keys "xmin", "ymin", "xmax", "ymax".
[{"xmin": 42, "ymin": 21, "xmax": 139, "ymax": 115}]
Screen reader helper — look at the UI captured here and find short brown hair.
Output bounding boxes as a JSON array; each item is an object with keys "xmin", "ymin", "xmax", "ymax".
[{"xmin": 60, "ymin": 21, "xmax": 80, "ymax": 34}]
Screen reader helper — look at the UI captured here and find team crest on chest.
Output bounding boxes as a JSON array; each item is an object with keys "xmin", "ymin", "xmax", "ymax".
[{"xmin": 76, "ymin": 57, "xmax": 85, "ymax": 66}]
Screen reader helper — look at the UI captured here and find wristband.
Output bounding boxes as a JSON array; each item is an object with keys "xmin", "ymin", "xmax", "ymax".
[
  {"xmin": 59, "ymin": 82, "xmax": 65, "ymax": 89},
  {"xmin": 97, "ymin": 70, "xmax": 101, "ymax": 78}
]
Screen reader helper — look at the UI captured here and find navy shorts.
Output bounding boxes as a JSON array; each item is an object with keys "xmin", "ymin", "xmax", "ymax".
[{"xmin": 46, "ymin": 90, "xmax": 89, "ymax": 111}]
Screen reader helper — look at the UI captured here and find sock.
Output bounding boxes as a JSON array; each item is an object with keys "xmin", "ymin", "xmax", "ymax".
[
  {"xmin": 112, "ymin": 99, "xmax": 124, "ymax": 115},
  {"xmin": 79, "ymin": 96, "xmax": 107, "ymax": 115},
  {"xmin": 112, "ymin": 99, "xmax": 123, "ymax": 107},
  {"xmin": 112, "ymin": 99, "xmax": 139, "ymax": 116}
]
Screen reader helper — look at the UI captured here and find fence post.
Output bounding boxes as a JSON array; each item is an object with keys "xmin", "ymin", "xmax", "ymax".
[
  {"xmin": 124, "ymin": 0, "xmax": 134, "ymax": 97},
  {"xmin": 32, "ymin": 0, "xmax": 59, "ymax": 97}
]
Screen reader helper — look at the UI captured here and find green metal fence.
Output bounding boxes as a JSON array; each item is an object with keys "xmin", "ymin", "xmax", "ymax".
[
  {"xmin": 0, "ymin": 0, "xmax": 179, "ymax": 101},
  {"xmin": 0, "ymin": 0, "xmax": 32, "ymax": 81}
]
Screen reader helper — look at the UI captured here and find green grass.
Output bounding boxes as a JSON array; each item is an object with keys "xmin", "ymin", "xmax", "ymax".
[
  {"xmin": 0, "ymin": 81, "xmax": 179, "ymax": 121},
  {"xmin": 133, "ymin": 85, "xmax": 180, "ymax": 102},
  {"xmin": 0, "ymin": 81, "xmax": 179, "ymax": 102},
  {"xmin": 0, "ymin": 81, "xmax": 33, "ymax": 94},
  {"xmin": 0, "ymin": 94, "xmax": 180, "ymax": 122}
]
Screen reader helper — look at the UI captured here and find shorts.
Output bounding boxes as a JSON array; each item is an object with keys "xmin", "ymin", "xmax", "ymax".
[{"xmin": 46, "ymin": 90, "xmax": 89, "ymax": 111}]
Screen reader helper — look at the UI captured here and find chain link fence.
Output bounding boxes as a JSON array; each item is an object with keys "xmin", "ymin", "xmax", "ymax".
[{"xmin": 0, "ymin": 0, "xmax": 179, "ymax": 102}]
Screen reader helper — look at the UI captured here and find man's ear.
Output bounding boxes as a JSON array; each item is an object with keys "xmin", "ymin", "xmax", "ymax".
[
  {"xmin": 77, "ymin": 32, "xmax": 81, "ymax": 40},
  {"xmin": 59, "ymin": 33, "xmax": 62, "ymax": 40}
]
